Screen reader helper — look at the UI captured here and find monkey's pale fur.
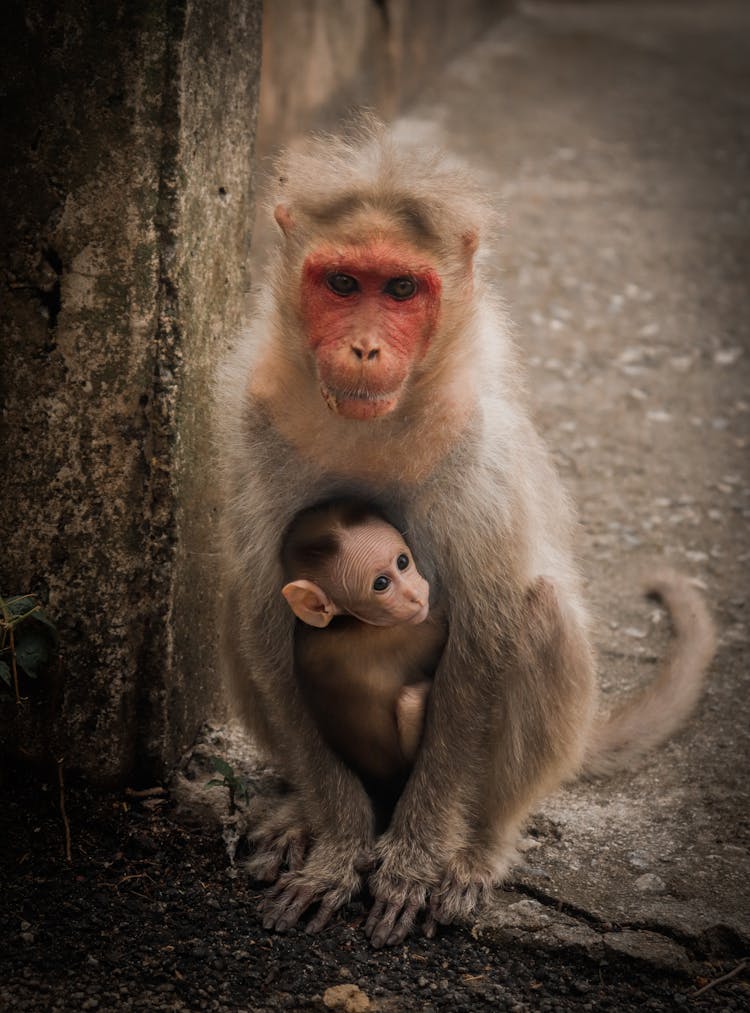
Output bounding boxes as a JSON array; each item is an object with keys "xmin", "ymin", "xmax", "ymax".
[{"xmin": 217, "ymin": 120, "xmax": 715, "ymax": 944}]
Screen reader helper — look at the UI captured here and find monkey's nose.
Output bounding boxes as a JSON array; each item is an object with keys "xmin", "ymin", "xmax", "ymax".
[{"xmin": 351, "ymin": 342, "xmax": 380, "ymax": 361}]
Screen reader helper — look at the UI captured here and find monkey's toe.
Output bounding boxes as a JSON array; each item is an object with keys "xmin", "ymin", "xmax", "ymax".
[
  {"xmin": 429, "ymin": 864, "xmax": 496, "ymax": 924},
  {"xmin": 365, "ymin": 882, "xmax": 427, "ymax": 947}
]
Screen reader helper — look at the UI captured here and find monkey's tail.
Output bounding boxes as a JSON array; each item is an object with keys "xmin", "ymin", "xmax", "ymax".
[{"xmin": 583, "ymin": 569, "xmax": 716, "ymax": 777}]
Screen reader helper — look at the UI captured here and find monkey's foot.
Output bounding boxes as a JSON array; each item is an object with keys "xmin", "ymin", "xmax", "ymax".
[
  {"xmin": 423, "ymin": 859, "xmax": 497, "ymax": 936},
  {"xmin": 258, "ymin": 842, "xmax": 366, "ymax": 935},
  {"xmin": 366, "ymin": 834, "xmax": 445, "ymax": 946},
  {"xmin": 245, "ymin": 795, "xmax": 310, "ymax": 883},
  {"xmin": 365, "ymin": 876, "xmax": 428, "ymax": 948}
]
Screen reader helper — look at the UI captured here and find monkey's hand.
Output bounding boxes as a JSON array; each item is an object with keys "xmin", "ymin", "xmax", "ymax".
[
  {"xmin": 245, "ymin": 794, "xmax": 311, "ymax": 883},
  {"xmin": 258, "ymin": 837, "xmax": 371, "ymax": 934},
  {"xmin": 365, "ymin": 837, "xmax": 439, "ymax": 947},
  {"xmin": 423, "ymin": 855, "xmax": 499, "ymax": 937}
]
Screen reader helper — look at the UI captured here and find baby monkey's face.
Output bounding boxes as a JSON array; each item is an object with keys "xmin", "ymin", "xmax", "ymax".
[{"xmin": 333, "ymin": 520, "xmax": 430, "ymax": 627}]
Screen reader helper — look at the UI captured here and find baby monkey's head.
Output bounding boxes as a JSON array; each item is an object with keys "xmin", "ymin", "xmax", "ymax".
[{"xmin": 281, "ymin": 500, "xmax": 430, "ymax": 629}]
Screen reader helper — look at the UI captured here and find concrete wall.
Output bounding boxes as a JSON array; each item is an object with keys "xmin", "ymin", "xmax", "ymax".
[
  {"xmin": 258, "ymin": 0, "xmax": 504, "ymax": 153},
  {"xmin": 0, "ymin": 0, "xmax": 262, "ymax": 783}
]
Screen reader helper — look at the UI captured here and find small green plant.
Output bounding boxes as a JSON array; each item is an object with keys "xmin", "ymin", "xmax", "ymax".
[
  {"xmin": 205, "ymin": 755, "xmax": 250, "ymax": 813},
  {"xmin": 0, "ymin": 593, "xmax": 59, "ymax": 704}
]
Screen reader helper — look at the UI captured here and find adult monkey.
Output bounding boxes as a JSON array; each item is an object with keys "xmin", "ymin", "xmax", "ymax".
[{"xmin": 217, "ymin": 120, "xmax": 715, "ymax": 947}]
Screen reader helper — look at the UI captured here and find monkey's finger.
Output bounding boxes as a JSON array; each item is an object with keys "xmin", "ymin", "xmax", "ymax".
[
  {"xmin": 422, "ymin": 910, "xmax": 439, "ymax": 939},
  {"xmin": 261, "ymin": 891, "xmax": 300, "ymax": 930},
  {"xmin": 368, "ymin": 901, "xmax": 403, "ymax": 949},
  {"xmin": 260, "ymin": 889, "xmax": 295, "ymax": 929},
  {"xmin": 385, "ymin": 896, "xmax": 421, "ymax": 947},
  {"xmin": 305, "ymin": 893, "xmax": 339, "ymax": 934},
  {"xmin": 273, "ymin": 885, "xmax": 317, "ymax": 932},
  {"xmin": 364, "ymin": 898, "xmax": 387, "ymax": 939},
  {"xmin": 259, "ymin": 876, "xmax": 302, "ymax": 925},
  {"xmin": 428, "ymin": 891, "xmax": 450, "ymax": 926},
  {"xmin": 257, "ymin": 875, "xmax": 289, "ymax": 913}
]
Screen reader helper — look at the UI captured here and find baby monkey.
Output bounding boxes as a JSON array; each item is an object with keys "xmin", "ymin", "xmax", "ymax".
[{"xmin": 281, "ymin": 499, "xmax": 447, "ymax": 786}]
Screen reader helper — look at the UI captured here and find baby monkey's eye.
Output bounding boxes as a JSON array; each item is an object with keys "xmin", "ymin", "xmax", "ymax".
[
  {"xmin": 373, "ymin": 575, "xmax": 391, "ymax": 592},
  {"xmin": 396, "ymin": 554, "xmax": 410, "ymax": 571}
]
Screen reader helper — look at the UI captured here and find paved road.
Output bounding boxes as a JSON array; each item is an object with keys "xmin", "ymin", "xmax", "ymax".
[{"xmin": 391, "ymin": 0, "xmax": 750, "ymax": 962}]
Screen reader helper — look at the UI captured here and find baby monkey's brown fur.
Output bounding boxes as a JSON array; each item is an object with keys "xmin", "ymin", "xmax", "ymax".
[{"xmin": 281, "ymin": 499, "xmax": 447, "ymax": 786}]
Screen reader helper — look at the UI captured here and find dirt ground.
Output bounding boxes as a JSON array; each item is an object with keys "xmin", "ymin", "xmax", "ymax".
[
  {"xmin": 2, "ymin": 1, "xmax": 749, "ymax": 1010},
  {"xmin": 0, "ymin": 768, "xmax": 746, "ymax": 1012}
]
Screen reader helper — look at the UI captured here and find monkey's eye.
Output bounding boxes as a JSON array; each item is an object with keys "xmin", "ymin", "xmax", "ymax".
[
  {"xmin": 327, "ymin": 273, "xmax": 359, "ymax": 296},
  {"xmin": 396, "ymin": 553, "xmax": 409, "ymax": 571},
  {"xmin": 384, "ymin": 276, "xmax": 417, "ymax": 300},
  {"xmin": 373, "ymin": 575, "xmax": 391, "ymax": 592}
]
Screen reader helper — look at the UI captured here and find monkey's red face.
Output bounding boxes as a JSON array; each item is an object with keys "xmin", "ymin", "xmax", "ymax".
[{"xmin": 300, "ymin": 240, "xmax": 442, "ymax": 420}]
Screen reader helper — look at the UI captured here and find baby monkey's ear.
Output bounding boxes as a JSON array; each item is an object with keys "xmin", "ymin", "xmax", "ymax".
[{"xmin": 281, "ymin": 580, "xmax": 340, "ymax": 628}]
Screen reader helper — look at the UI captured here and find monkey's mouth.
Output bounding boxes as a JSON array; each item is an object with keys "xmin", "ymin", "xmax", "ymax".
[
  {"xmin": 319, "ymin": 383, "xmax": 401, "ymax": 420},
  {"xmin": 407, "ymin": 602, "xmax": 430, "ymax": 625}
]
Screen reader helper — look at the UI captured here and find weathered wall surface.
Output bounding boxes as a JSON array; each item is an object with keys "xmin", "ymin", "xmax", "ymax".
[
  {"xmin": 257, "ymin": 0, "xmax": 505, "ymax": 153},
  {"xmin": 0, "ymin": 0, "xmax": 262, "ymax": 782},
  {"xmin": 0, "ymin": 0, "xmax": 504, "ymax": 785}
]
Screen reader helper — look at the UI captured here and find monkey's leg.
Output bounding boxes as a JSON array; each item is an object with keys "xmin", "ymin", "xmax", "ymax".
[
  {"xmin": 244, "ymin": 792, "xmax": 311, "ymax": 882},
  {"xmin": 221, "ymin": 590, "xmax": 315, "ymax": 884},
  {"xmin": 426, "ymin": 577, "xmax": 594, "ymax": 931},
  {"xmin": 395, "ymin": 681, "xmax": 430, "ymax": 762},
  {"xmin": 220, "ymin": 585, "xmax": 280, "ymax": 753},
  {"xmin": 252, "ymin": 688, "xmax": 376, "ymax": 934},
  {"xmin": 250, "ymin": 714, "xmax": 375, "ymax": 933},
  {"xmin": 225, "ymin": 594, "xmax": 375, "ymax": 932}
]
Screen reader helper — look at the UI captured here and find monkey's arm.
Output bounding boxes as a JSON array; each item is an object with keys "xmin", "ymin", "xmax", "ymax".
[{"xmin": 231, "ymin": 599, "xmax": 377, "ymax": 932}]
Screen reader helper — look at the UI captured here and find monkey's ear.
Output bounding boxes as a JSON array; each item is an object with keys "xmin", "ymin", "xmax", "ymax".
[
  {"xmin": 273, "ymin": 204, "xmax": 295, "ymax": 236},
  {"xmin": 281, "ymin": 580, "xmax": 339, "ymax": 628},
  {"xmin": 461, "ymin": 229, "xmax": 479, "ymax": 264}
]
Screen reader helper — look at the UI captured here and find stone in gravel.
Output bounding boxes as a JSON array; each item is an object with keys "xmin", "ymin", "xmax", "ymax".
[
  {"xmin": 323, "ymin": 983, "xmax": 371, "ymax": 1012},
  {"xmin": 634, "ymin": 873, "xmax": 668, "ymax": 894}
]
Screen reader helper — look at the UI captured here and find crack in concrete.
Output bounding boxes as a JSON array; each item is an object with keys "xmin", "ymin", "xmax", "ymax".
[{"xmin": 508, "ymin": 880, "xmax": 748, "ymax": 962}]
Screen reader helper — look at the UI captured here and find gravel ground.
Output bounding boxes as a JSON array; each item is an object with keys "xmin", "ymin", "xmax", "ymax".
[
  {"xmin": 3, "ymin": 1, "xmax": 750, "ymax": 1010},
  {"xmin": 1, "ymin": 770, "xmax": 747, "ymax": 1011}
]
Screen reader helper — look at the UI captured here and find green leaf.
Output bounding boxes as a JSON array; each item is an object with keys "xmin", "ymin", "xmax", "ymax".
[
  {"xmin": 3, "ymin": 595, "xmax": 38, "ymax": 619},
  {"xmin": 14, "ymin": 631, "xmax": 51, "ymax": 678},
  {"xmin": 0, "ymin": 660, "xmax": 11, "ymax": 687},
  {"xmin": 208, "ymin": 756, "xmax": 234, "ymax": 779},
  {"xmin": 205, "ymin": 778, "xmax": 226, "ymax": 789},
  {"xmin": 28, "ymin": 609, "xmax": 58, "ymax": 641}
]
